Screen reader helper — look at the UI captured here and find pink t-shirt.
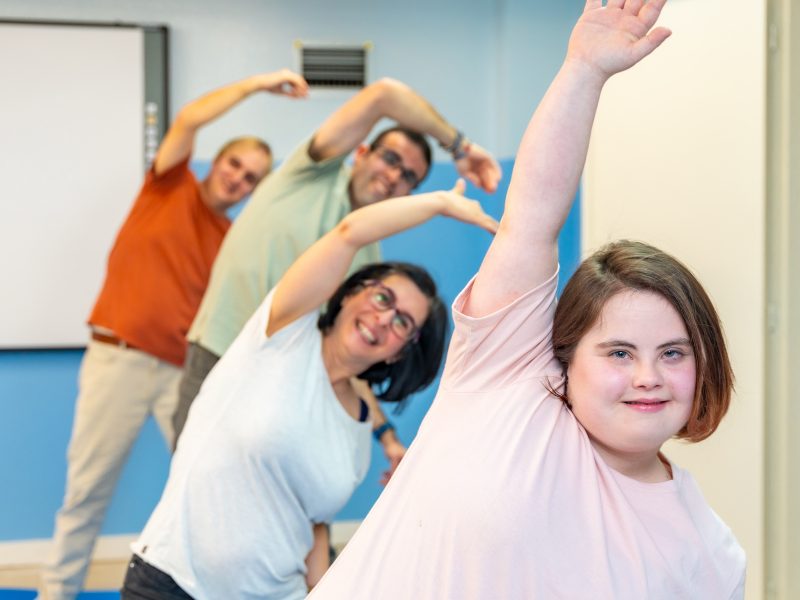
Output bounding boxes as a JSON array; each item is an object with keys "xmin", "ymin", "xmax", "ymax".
[{"xmin": 309, "ymin": 271, "xmax": 746, "ymax": 599}]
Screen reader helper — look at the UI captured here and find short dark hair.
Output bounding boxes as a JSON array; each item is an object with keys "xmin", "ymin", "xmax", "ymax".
[
  {"xmin": 318, "ymin": 261, "xmax": 448, "ymax": 409},
  {"xmin": 552, "ymin": 240, "xmax": 734, "ymax": 443},
  {"xmin": 369, "ymin": 127, "xmax": 432, "ymax": 185}
]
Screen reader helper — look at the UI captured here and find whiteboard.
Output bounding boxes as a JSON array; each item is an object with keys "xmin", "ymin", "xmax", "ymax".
[{"xmin": 0, "ymin": 22, "xmax": 161, "ymax": 348}]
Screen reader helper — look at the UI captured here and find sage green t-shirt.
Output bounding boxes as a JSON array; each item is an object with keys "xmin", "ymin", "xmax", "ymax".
[{"xmin": 187, "ymin": 138, "xmax": 382, "ymax": 357}]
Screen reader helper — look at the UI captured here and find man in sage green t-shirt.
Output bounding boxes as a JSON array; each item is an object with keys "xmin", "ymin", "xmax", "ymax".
[{"xmin": 173, "ymin": 77, "xmax": 502, "ymax": 476}]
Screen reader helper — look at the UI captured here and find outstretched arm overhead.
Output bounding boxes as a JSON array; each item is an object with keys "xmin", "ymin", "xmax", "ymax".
[
  {"xmin": 268, "ymin": 180, "xmax": 498, "ymax": 336},
  {"xmin": 465, "ymin": 0, "xmax": 671, "ymax": 317},
  {"xmin": 154, "ymin": 69, "xmax": 309, "ymax": 175},
  {"xmin": 309, "ymin": 77, "xmax": 502, "ymax": 193}
]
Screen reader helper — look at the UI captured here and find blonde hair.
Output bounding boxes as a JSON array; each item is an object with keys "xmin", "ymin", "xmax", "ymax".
[{"xmin": 214, "ymin": 136, "xmax": 272, "ymax": 163}]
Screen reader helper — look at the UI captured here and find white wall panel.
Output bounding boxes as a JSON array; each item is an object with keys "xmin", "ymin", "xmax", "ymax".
[{"xmin": 583, "ymin": 1, "xmax": 766, "ymax": 597}]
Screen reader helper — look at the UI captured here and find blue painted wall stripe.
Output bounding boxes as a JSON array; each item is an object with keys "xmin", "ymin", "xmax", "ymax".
[{"xmin": 0, "ymin": 158, "xmax": 580, "ymax": 540}]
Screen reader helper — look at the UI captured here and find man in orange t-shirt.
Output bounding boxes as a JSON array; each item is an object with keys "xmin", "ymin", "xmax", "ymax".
[{"xmin": 39, "ymin": 70, "xmax": 308, "ymax": 600}]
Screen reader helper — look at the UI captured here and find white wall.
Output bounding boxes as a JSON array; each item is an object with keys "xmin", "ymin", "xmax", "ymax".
[
  {"xmin": 583, "ymin": 1, "xmax": 766, "ymax": 598},
  {"xmin": 0, "ymin": 0, "xmax": 500, "ymax": 162}
]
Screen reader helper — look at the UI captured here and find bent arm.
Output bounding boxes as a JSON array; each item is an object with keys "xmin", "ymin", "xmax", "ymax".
[
  {"xmin": 267, "ymin": 181, "xmax": 498, "ymax": 336},
  {"xmin": 153, "ymin": 70, "xmax": 308, "ymax": 176},
  {"xmin": 466, "ymin": 0, "xmax": 671, "ymax": 317},
  {"xmin": 310, "ymin": 78, "xmax": 501, "ymax": 192}
]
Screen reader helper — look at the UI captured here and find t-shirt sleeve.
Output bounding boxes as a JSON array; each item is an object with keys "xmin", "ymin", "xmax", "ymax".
[
  {"xmin": 121, "ymin": 158, "xmax": 198, "ymax": 226},
  {"xmin": 441, "ymin": 269, "xmax": 562, "ymax": 392},
  {"xmin": 241, "ymin": 283, "xmax": 319, "ymax": 350},
  {"xmin": 146, "ymin": 157, "xmax": 194, "ymax": 190},
  {"xmin": 274, "ymin": 136, "xmax": 347, "ymax": 185},
  {"xmin": 728, "ymin": 570, "xmax": 745, "ymax": 600}
]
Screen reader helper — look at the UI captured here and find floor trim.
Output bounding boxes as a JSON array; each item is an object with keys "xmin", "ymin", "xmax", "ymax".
[{"xmin": 0, "ymin": 520, "xmax": 361, "ymax": 567}]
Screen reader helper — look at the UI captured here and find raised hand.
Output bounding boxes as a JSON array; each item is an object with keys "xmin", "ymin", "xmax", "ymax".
[
  {"xmin": 154, "ymin": 69, "xmax": 307, "ymax": 176},
  {"xmin": 455, "ymin": 142, "xmax": 503, "ymax": 194},
  {"xmin": 253, "ymin": 69, "xmax": 310, "ymax": 98},
  {"xmin": 567, "ymin": 0, "xmax": 671, "ymax": 80},
  {"xmin": 439, "ymin": 179, "xmax": 499, "ymax": 234}
]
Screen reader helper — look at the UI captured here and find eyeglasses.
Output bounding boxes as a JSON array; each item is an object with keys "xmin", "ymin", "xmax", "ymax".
[
  {"xmin": 373, "ymin": 147, "xmax": 421, "ymax": 188},
  {"xmin": 361, "ymin": 279, "xmax": 420, "ymax": 342}
]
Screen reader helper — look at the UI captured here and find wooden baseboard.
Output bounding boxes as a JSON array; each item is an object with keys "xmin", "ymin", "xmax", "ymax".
[
  {"xmin": 0, "ymin": 521, "xmax": 361, "ymax": 591},
  {"xmin": 0, "ymin": 557, "xmax": 127, "ymax": 591}
]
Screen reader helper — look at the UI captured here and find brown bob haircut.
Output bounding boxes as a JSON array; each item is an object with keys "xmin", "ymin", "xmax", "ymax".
[{"xmin": 552, "ymin": 240, "xmax": 734, "ymax": 443}]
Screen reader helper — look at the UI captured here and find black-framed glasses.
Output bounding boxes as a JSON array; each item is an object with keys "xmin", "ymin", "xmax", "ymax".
[
  {"xmin": 361, "ymin": 279, "xmax": 420, "ymax": 342},
  {"xmin": 373, "ymin": 147, "xmax": 420, "ymax": 188}
]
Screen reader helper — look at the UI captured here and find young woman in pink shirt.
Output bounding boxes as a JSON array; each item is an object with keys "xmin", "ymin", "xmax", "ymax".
[{"xmin": 309, "ymin": 1, "xmax": 746, "ymax": 597}]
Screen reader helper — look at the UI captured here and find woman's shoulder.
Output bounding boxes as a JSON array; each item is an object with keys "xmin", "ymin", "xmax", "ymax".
[{"xmin": 443, "ymin": 270, "xmax": 561, "ymax": 391}]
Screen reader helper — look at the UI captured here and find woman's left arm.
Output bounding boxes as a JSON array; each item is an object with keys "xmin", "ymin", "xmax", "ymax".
[
  {"xmin": 305, "ymin": 523, "xmax": 330, "ymax": 590},
  {"xmin": 267, "ymin": 180, "xmax": 498, "ymax": 336}
]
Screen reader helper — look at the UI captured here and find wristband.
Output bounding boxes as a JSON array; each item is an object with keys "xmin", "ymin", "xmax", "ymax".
[
  {"xmin": 373, "ymin": 421, "xmax": 395, "ymax": 442},
  {"xmin": 440, "ymin": 130, "xmax": 469, "ymax": 160}
]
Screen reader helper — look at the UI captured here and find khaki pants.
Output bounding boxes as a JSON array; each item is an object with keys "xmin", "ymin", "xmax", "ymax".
[{"xmin": 39, "ymin": 340, "xmax": 181, "ymax": 600}]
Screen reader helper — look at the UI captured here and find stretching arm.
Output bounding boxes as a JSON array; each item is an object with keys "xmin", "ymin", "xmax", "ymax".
[
  {"xmin": 154, "ymin": 69, "xmax": 308, "ymax": 175},
  {"xmin": 465, "ymin": 0, "xmax": 671, "ymax": 317},
  {"xmin": 310, "ymin": 78, "xmax": 501, "ymax": 192},
  {"xmin": 268, "ymin": 180, "xmax": 498, "ymax": 336}
]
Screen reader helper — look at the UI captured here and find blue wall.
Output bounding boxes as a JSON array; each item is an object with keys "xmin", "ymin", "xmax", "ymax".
[{"xmin": 0, "ymin": 158, "xmax": 580, "ymax": 541}]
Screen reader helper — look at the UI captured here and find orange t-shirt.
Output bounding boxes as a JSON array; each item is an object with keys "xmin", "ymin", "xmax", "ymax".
[{"xmin": 89, "ymin": 160, "xmax": 229, "ymax": 366}]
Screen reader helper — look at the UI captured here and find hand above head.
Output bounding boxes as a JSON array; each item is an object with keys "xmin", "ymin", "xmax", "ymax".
[
  {"xmin": 567, "ymin": 0, "xmax": 672, "ymax": 82},
  {"xmin": 439, "ymin": 179, "xmax": 500, "ymax": 235},
  {"xmin": 252, "ymin": 69, "xmax": 310, "ymax": 98},
  {"xmin": 454, "ymin": 141, "xmax": 503, "ymax": 194},
  {"xmin": 154, "ymin": 69, "xmax": 309, "ymax": 175}
]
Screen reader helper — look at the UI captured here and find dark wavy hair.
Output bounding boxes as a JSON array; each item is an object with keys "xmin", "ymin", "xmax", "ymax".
[
  {"xmin": 552, "ymin": 240, "xmax": 734, "ymax": 443},
  {"xmin": 369, "ymin": 127, "xmax": 432, "ymax": 187},
  {"xmin": 317, "ymin": 262, "xmax": 447, "ymax": 409}
]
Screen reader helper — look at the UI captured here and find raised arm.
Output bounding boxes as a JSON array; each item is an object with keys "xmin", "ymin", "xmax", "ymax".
[
  {"xmin": 153, "ymin": 69, "xmax": 309, "ymax": 175},
  {"xmin": 310, "ymin": 78, "xmax": 502, "ymax": 192},
  {"xmin": 465, "ymin": 0, "xmax": 671, "ymax": 317},
  {"xmin": 267, "ymin": 180, "xmax": 498, "ymax": 336}
]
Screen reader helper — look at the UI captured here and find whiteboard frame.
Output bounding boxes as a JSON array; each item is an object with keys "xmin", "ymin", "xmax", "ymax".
[{"xmin": 0, "ymin": 19, "xmax": 168, "ymax": 349}]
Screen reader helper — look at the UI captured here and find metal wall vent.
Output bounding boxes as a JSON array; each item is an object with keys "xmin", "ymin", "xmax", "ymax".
[{"xmin": 297, "ymin": 43, "xmax": 369, "ymax": 88}]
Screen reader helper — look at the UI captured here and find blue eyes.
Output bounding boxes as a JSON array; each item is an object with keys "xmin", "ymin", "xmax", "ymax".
[{"xmin": 607, "ymin": 348, "xmax": 687, "ymax": 360}]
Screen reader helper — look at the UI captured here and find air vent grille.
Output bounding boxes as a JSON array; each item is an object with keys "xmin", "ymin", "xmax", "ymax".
[{"xmin": 300, "ymin": 45, "xmax": 367, "ymax": 88}]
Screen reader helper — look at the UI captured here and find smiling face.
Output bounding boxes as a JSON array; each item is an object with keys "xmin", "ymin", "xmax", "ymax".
[
  {"xmin": 334, "ymin": 273, "xmax": 430, "ymax": 368},
  {"xmin": 566, "ymin": 289, "xmax": 696, "ymax": 476},
  {"xmin": 348, "ymin": 132, "xmax": 429, "ymax": 208},
  {"xmin": 203, "ymin": 141, "xmax": 272, "ymax": 213}
]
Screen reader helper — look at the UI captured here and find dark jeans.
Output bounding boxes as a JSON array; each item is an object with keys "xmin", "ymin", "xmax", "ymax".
[
  {"xmin": 120, "ymin": 554, "xmax": 194, "ymax": 600},
  {"xmin": 171, "ymin": 342, "xmax": 220, "ymax": 450}
]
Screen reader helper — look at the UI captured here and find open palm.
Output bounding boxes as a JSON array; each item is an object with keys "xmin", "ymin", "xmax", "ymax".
[{"xmin": 568, "ymin": 0, "xmax": 671, "ymax": 78}]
